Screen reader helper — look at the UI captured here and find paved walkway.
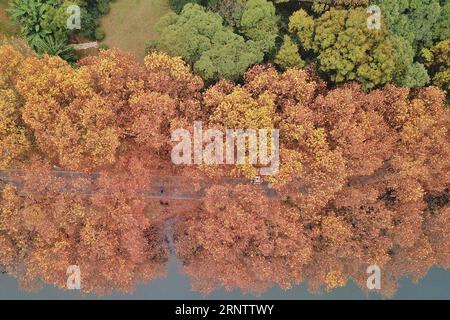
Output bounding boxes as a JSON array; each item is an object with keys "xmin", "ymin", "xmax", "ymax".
[
  {"xmin": 0, "ymin": 164, "xmax": 394, "ymax": 200},
  {"xmin": 71, "ymin": 42, "xmax": 99, "ymax": 50}
]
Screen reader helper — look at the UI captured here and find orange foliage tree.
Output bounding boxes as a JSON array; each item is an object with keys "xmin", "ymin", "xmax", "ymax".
[
  {"xmin": 173, "ymin": 65, "xmax": 450, "ymax": 297},
  {"xmin": 15, "ymin": 49, "xmax": 203, "ymax": 172},
  {"xmin": 0, "ymin": 158, "xmax": 168, "ymax": 294},
  {"xmin": 173, "ymin": 184, "xmax": 312, "ymax": 295},
  {"xmin": 0, "ymin": 44, "xmax": 34, "ymax": 169},
  {"xmin": 0, "ymin": 45, "xmax": 449, "ymax": 298}
]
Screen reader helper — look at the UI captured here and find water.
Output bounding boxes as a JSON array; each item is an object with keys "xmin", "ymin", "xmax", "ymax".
[{"xmin": 1, "ymin": 255, "xmax": 449, "ymax": 300}]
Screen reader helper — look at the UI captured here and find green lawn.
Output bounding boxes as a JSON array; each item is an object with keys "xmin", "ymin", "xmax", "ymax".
[
  {"xmin": 100, "ymin": 0, "xmax": 170, "ymax": 61},
  {"xmin": 0, "ymin": 0, "xmax": 19, "ymax": 37}
]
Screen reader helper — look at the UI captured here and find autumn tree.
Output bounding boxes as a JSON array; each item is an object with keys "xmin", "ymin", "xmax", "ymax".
[
  {"xmin": 304, "ymin": 84, "xmax": 450, "ymax": 296},
  {"xmin": 179, "ymin": 65, "xmax": 449, "ymax": 296},
  {"xmin": 0, "ymin": 44, "xmax": 34, "ymax": 169},
  {"xmin": 200, "ymin": 65, "xmax": 345, "ymax": 214},
  {"xmin": 0, "ymin": 158, "xmax": 168, "ymax": 294},
  {"xmin": 17, "ymin": 50, "xmax": 137, "ymax": 171},
  {"xmin": 173, "ymin": 184, "xmax": 312, "ymax": 294},
  {"xmin": 13, "ymin": 48, "xmax": 203, "ymax": 172},
  {"xmin": 1, "ymin": 42, "xmax": 449, "ymax": 298}
]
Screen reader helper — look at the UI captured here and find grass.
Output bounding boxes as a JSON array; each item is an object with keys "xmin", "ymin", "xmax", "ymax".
[
  {"xmin": 100, "ymin": 0, "xmax": 170, "ymax": 61},
  {"xmin": 0, "ymin": 0, "xmax": 19, "ymax": 37}
]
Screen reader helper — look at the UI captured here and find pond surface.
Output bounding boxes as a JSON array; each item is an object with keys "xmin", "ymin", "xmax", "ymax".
[{"xmin": 1, "ymin": 256, "xmax": 449, "ymax": 300}]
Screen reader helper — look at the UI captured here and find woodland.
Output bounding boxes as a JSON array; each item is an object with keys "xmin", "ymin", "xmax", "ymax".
[{"xmin": 0, "ymin": 0, "xmax": 449, "ymax": 297}]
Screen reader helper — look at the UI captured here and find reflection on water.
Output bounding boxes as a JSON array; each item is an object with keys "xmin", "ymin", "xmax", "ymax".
[{"xmin": 1, "ymin": 255, "xmax": 449, "ymax": 300}]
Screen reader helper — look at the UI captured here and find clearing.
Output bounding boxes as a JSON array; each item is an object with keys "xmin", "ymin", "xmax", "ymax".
[{"xmin": 100, "ymin": 0, "xmax": 170, "ymax": 61}]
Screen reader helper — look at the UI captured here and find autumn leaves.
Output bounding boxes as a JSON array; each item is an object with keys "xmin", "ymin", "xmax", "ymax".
[{"xmin": 0, "ymin": 43, "xmax": 449, "ymax": 297}]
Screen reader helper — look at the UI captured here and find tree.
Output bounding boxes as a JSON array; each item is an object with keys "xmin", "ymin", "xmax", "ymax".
[
  {"xmin": 0, "ymin": 159, "xmax": 168, "ymax": 294},
  {"xmin": 208, "ymin": 0, "xmax": 247, "ymax": 28},
  {"xmin": 173, "ymin": 184, "xmax": 312, "ymax": 294},
  {"xmin": 193, "ymin": 31, "xmax": 264, "ymax": 82},
  {"xmin": 0, "ymin": 44, "xmax": 34, "ymax": 169},
  {"xmin": 169, "ymin": 0, "xmax": 205, "ymax": 13},
  {"xmin": 275, "ymin": 35, "xmax": 305, "ymax": 69},
  {"xmin": 134, "ymin": 51, "xmax": 204, "ymax": 158},
  {"xmin": 154, "ymin": 3, "xmax": 264, "ymax": 82},
  {"xmin": 288, "ymin": 8, "xmax": 398, "ymax": 89},
  {"xmin": 32, "ymin": 34, "xmax": 76, "ymax": 63},
  {"xmin": 238, "ymin": 0, "xmax": 278, "ymax": 52},
  {"xmin": 8, "ymin": 0, "xmax": 112, "ymax": 61},
  {"xmin": 390, "ymin": 35, "xmax": 430, "ymax": 88},
  {"xmin": 2, "ymin": 43, "xmax": 449, "ymax": 298},
  {"xmin": 433, "ymin": 0, "xmax": 450, "ymax": 41},
  {"xmin": 8, "ymin": 0, "xmax": 69, "ymax": 57},
  {"xmin": 369, "ymin": 0, "xmax": 448, "ymax": 89},
  {"xmin": 189, "ymin": 65, "xmax": 449, "ymax": 296},
  {"xmin": 334, "ymin": 0, "xmax": 368, "ymax": 5},
  {"xmin": 17, "ymin": 51, "xmax": 126, "ymax": 171},
  {"xmin": 372, "ymin": 0, "xmax": 448, "ymax": 52},
  {"xmin": 287, "ymin": 9, "xmax": 314, "ymax": 50},
  {"xmin": 14, "ymin": 48, "xmax": 203, "ymax": 171},
  {"xmin": 201, "ymin": 65, "xmax": 342, "ymax": 212},
  {"xmin": 422, "ymin": 38, "xmax": 450, "ymax": 92},
  {"xmin": 8, "ymin": 0, "xmax": 67, "ymax": 41}
]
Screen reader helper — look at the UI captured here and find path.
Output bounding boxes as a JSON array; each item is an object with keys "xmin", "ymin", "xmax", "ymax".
[{"xmin": 0, "ymin": 164, "xmax": 394, "ymax": 200}]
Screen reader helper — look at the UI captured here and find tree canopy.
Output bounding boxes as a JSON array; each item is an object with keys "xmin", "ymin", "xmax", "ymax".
[
  {"xmin": 287, "ymin": 7, "xmax": 432, "ymax": 90},
  {"xmin": 0, "ymin": 0, "xmax": 449, "ymax": 297},
  {"xmin": 154, "ymin": 3, "xmax": 266, "ymax": 82}
]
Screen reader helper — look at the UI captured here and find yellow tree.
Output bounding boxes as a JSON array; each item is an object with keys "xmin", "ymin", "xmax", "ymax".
[{"xmin": 0, "ymin": 44, "xmax": 33, "ymax": 169}]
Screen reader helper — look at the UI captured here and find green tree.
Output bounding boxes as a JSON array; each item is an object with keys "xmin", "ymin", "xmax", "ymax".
[
  {"xmin": 372, "ymin": 0, "xmax": 448, "ymax": 52},
  {"xmin": 8, "ymin": 0, "xmax": 68, "ymax": 47},
  {"xmin": 289, "ymin": 8, "xmax": 398, "ymax": 90},
  {"xmin": 423, "ymin": 38, "xmax": 450, "ymax": 91},
  {"xmin": 208, "ymin": 0, "xmax": 246, "ymax": 28},
  {"xmin": 169, "ymin": 0, "xmax": 205, "ymax": 13},
  {"xmin": 275, "ymin": 35, "xmax": 305, "ymax": 69},
  {"xmin": 239, "ymin": 0, "xmax": 278, "ymax": 52},
  {"xmin": 32, "ymin": 35, "xmax": 76, "ymax": 63},
  {"xmin": 395, "ymin": 62, "xmax": 430, "ymax": 88},
  {"xmin": 433, "ymin": 1, "xmax": 450, "ymax": 41},
  {"xmin": 154, "ymin": 3, "xmax": 264, "ymax": 82},
  {"xmin": 391, "ymin": 35, "xmax": 430, "ymax": 88},
  {"xmin": 193, "ymin": 31, "xmax": 263, "ymax": 82},
  {"xmin": 8, "ymin": 0, "xmax": 111, "ymax": 61}
]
